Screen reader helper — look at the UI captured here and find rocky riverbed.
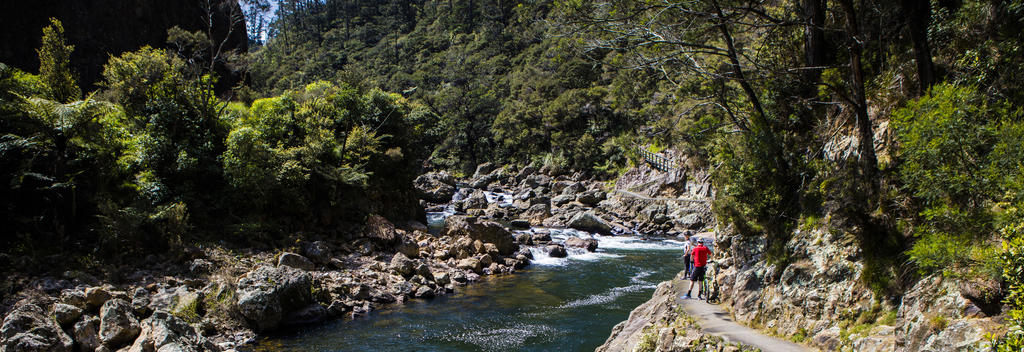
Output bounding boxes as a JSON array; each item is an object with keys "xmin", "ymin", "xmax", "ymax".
[
  {"xmin": 0, "ymin": 159, "xmax": 716, "ymax": 351},
  {"xmin": 0, "ymin": 213, "xmax": 532, "ymax": 352}
]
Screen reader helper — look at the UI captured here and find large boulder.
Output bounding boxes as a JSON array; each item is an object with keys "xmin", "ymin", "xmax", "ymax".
[
  {"xmin": 565, "ymin": 237, "xmax": 599, "ymax": 252},
  {"xmin": 86, "ymin": 286, "xmax": 112, "ymax": 309},
  {"xmin": 470, "ymin": 173, "xmax": 499, "ymax": 189},
  {"xmin": 473, "ymin": 163, "xmax": 496, "ymax": 178},
  {"xmin": 457, "ymin": 258, "xmax": 482, "ymax": 273},
  {"xmin": 551, "ymin": 194, "xmax": 575, "ymax": 207},
  {"xmin": 520, "ymin": 174, "xmax": 550, "ymax": 189},
  {"xmin": 52, "ymin": 303, "xmax": 82, "ymax": 328},
  {"xmin": 395, "ymin": 234, "xmax": 421, "ymax": 258},
  {"xmin": 278, "ymin": 252, "xmax": 315, "ymax": 271},
  {"xmin": 414, "ymin": 172, "xmax": 457, "ymax": 203},
  {"xmin": 235, "ymin": 265, "xmax": 314, "ymax": 332},
  {"xmin": 126, "ymin": 311, "xmax": 219, "ymax": 352},
  {"xmin": 0, "ymin": 301, "xmax": 73, "ymax": 352},
  {"xmin": 522, "ymin": 204, "xmax": 551, "ymax": 223},
  {"xmin": 510, "ymin": 219, "xmax": 531, "ymax": 229},
  {"xmin": 515, "ymin": 165, "xmax": 536, "ymax": 182},
  {"xmin": 302, "ymin": 241, "xmax": 332, "ymax": 265},
  {"xmin": 678, "ymin": 213, "xmax": 705, "ymax": 230},
  {"xmin": 390, "ymin": 253, "xmax": 416, "ymax": 277},
  {"xmin": 99, "ymin": 298, "xmax": 141, "ymax": 348},
  {"xmin": 364, "ymin": 214, "xmax": 399, "ymax": 245},
  {"xmin": 560, "ymin": 182, "xmax": 585, "ymax": 195},
  {"xmin": 529, "ymin": 195, "xmax": 551, "ymax": 206},
  {"xmin": 531, "ymin": 231, "xmax": 552, "ymax": 244},
  {"xmin": 284, "ymin": 304, "xmax": 329, "ymax": 327},
  {"xmin": 546, "ymin": 244, "xmax": 568, "ymax": 258},
  {"xmin": 576, "ymin": 190, "xmax": 606, "ymax": 206},
  {"xmin": 460, "ymin": 190, "xmax": 489, "ymax": 210},
  {"xmin": 73, "ymin": 315, "xmax": 101, "ymax": 351},
  {"xmin": 567, "ymin": 211, "xmax": 613, "ymax": 235},
  {"xmin": 444, "ymin": 216, "xmax": 519, "ymax": 255},
  {"xmin": 60, "ymin": 289, "xmax": 88, "ymax": 309}
]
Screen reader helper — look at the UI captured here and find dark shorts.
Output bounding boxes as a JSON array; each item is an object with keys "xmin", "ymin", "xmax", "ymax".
[{"xmin": 690, "ymin": 266, "xmax": 707, "ymax": 281}]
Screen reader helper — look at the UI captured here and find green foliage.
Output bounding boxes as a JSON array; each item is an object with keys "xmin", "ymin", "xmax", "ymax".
[
  {"xmin": 252, "ymin": 1, "xmax": 640, "ymax": 175},
  {"xmin": 100, "ymin": 47, "xmax": 186, "ymax": 116},
  {"xmin": 928, "ymin": 314, "xmax": 949, "ymax": 331},
  {"xmin": 224, "ymin": 81, "xmax": 428, "ymax": 233},
  {"xmin": 171, "ymin": 292, "xmax": 204, "ymax": 323},
  {"xmin": 791, "ymin": 327, "xmax": 808, "ymax": 343},
  {"xmin": 97, "ymin": 47, "xmax": 229, "ymax": 249},
  {"xmin": 998, "ymin": 216, "xmax": 1024, "ymax": 350},
  {"xmin": 894, "ymin": 84, "xmax": 1001, "ymax": 206},
  {"xmin": 36, "ymin": 18, "xmax": 80, "ymax": 103},
  {"xmin": 634, "ymin": 325, "xmax": 658, "ymax": 352},
  {"xmin": 894, "ymin": 83, "xmax": 1024, "ymax": 278},
  {"xmin": 2, "ymin": 19, "xmax": 431, "ymax": 271},
  {"xmin": 712, "ymin": 132, "xmax": 799, "ymax": 263}
]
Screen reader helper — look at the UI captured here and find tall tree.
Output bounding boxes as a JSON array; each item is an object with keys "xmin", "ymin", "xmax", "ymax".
[
  {"xmin": 838, "ymin": 0, "xmax": 879, "ymax": 197},
  {"xmin": 803, "ymin": 0, "xmax": 828, "ymax": 83},
  {"xmin": 900, "ymin": 0, "xmax": 936, "ymax": 93},
  {"xmin": 36, "ymin": 18, "xmax": 80, "ymax": 104}
]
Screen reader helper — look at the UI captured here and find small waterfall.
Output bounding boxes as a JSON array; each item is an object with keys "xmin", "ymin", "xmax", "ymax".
[
  {"xmin": 482, "ymin": 190, "xmax": 514, "ymax": 207},
  {"xmin": 527, "ymin": 246, "xmax": 567, "ymax": 266}
]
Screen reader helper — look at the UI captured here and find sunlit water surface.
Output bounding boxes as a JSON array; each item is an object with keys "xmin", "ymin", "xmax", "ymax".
[{"xmin": 251, "ymin": 230, "xmax": 686, "ymax": 352}]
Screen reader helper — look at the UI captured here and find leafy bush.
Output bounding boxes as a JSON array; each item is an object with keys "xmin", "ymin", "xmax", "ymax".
[
  {"xmin": 712, "ymin": 132, "xmax": 799, "ymax": 263},
  {"xmin": 893, "ymin": 83, "xmax": 1023, "ymax": 278},
  {"xmin": 998, "ymin": 215, "xmax": 1024, "ymax": 350},
  {"xmin": 223, "ymin": 81, "xmax": 428, "ymax": 233},
  {"xmin": 2, "ymin": 22, "xmax": 433, "ymax": 269}
]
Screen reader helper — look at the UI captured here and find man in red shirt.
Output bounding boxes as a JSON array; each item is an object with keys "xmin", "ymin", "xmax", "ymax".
[{"xmin": 682, "ymin": 238, "xmax": 713, "ymax": 299}]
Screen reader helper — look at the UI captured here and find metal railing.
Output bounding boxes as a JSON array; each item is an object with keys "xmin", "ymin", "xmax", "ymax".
[{"xmin": 637, "ymin": 147, "xmax": 679, "ymax": 172}]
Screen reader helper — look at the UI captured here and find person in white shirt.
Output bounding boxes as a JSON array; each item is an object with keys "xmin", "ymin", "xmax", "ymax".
[{"xmin": 681, "ymin": 231, "xmax": 694, "ymax": 276}]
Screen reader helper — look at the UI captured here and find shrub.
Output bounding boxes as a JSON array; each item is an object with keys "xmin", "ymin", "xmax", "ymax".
[
  {"xmin": 223, "ymin": 81, "xmax": 425, "ymax": 233},
  {"xmin": 998, "ymin": 218, "xmax": 1024, "ymax": 350},
  {"xmin": 893, "ymin": 83, "xmax": 1023, "ymax": 278}
]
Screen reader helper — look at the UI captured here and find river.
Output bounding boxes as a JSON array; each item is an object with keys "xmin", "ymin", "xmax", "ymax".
[{"xmin": 250, "ymin": 229, "xmax": 687, "ymax": 352}]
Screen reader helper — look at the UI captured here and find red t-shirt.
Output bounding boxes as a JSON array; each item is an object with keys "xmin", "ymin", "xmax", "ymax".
[{"xmin": 692, "ymin": 245, "xmax": 711, "ymax": 267}]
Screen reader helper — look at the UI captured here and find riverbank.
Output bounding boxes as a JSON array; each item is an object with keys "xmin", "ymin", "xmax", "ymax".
[
  {"xmin": 0, "ymin": 214, "xmax": 532, "ymax": 351},
  {"xmin": 0, "ymin": 159, "xmax": 715, "ymax": 351},
  {"xmin": 249, "ymin": 233, "xmax": 689, "ymax": 351},
  {"xmin": 598, "ymin": 270, "xmax": 808, "ymax": 352}
]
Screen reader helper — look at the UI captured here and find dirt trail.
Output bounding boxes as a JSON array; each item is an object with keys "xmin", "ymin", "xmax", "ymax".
[{"xmin": 612, "ymin": 189, "xmax": 709, "ymax": 203}]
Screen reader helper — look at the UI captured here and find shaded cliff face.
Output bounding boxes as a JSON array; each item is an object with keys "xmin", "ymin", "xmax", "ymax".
[
  {"xmin": 714, "ymin": 219, "xmax": 1004, "ymax": 351},
  {"xmin": 0, "ymin": 0, "xmax": 247, "ymax": 92}
]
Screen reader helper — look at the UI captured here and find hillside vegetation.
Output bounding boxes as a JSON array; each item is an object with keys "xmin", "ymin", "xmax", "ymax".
[
  {"xmin": 2, "ymin": 0, "xmax": 1024, "ymax": 348},
  {"xmin": 1, "ymin": 18, "xmax": 429, "ymax": 274},
  {"xmin": 249, "ymin": 0, "xmax": 1024, "ymax": 347}
]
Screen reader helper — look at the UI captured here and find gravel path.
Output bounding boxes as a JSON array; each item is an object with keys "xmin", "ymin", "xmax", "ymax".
[{"xmin": 675, "ymin": 291, "xmax": 813, "ymax": 352}]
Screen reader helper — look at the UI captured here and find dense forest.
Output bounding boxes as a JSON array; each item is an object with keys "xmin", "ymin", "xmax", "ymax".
[{"xmin": 2, "ymin": 0, "xmax": 1024, "ymax": 348}]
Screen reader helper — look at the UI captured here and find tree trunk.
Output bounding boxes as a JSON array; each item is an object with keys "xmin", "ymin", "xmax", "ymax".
[
  {"xmin": 803, "ymin": 0, "xmax": 827, "ymax": 84},
  {"xmin": 712, "ymin": 2, "xmax": 783, "ymax": 163},
  {"xmin": 838, "ymin": 0, "xmax": 879, "ymax": 196},
  {"xmin": 794, "ymin": 0, "xmax": 828, "ymax": 130},
  {"xmin": 901, "ymin": 0, "xmax": 936, "ymax": 93}
]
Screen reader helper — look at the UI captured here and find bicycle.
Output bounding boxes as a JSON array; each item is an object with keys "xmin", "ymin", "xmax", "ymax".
[{"xmin": 699, "ymin": 260, "xmax": 719, "ymax": 303}]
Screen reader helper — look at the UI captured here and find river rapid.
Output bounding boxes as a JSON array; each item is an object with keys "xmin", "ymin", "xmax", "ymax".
[{"xmin": 251, "ymin": 227, "xmax": 687, "ymax": 352}]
